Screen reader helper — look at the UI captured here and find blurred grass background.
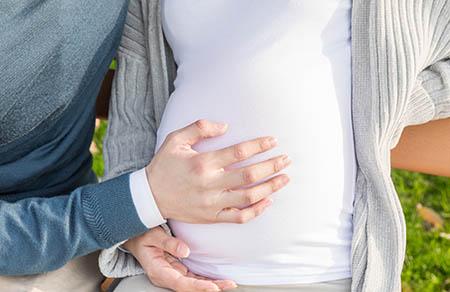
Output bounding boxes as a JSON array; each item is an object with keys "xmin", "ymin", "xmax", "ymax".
[{"xmin": 91, "ymin": 119, "xmax": 450, "ymax": 292}]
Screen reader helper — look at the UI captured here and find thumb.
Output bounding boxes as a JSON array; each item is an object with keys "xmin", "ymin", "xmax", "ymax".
[
  {"xmin": 175, "ymin": 119, "xmax": 228, "ymax": 146},
  {"xmin": 144, "ymin": 226, "xmax": 191, "ymax": 258}
]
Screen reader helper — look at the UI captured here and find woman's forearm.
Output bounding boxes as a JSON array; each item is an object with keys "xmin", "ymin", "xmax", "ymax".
[{"xmin": 391, "ymin": 117, "xmax": 450, "ymax": 177}]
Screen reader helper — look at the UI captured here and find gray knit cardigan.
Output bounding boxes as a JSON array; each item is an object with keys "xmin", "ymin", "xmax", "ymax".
[{"xmin": 99, "ymin": 0, "xmax": 450, "ymax": 291}]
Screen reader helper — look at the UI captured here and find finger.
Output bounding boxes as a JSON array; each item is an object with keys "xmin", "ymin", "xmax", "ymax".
[
  {"xmin": 221, "ymin": 173, "xmax": 290, "ymax": 208},
  {"xmin": 164, "ymin": 253, "xmax": 179, "ymax": 264},
  {"xmin": 215, "ymin": 197, "xmax": 273, "ymax": 224},
  {"xmin": 169, "ymin": 260, "xmax": 189, "ymax": 276},
  {"xmin": 150, "ymin": 268, "xmax": 221, "ymax": 292},
  {"xmin": 172, "ymin": 275, "xmax": 221, "ymax": 292},
  {"xmin": 220, "ymin": 154, "xmax": 291, "ymax": 189},
  {"xmin": 213, "ymin": 280, "xmax": 238, "ymax": 291},
  {"xmin": 170, "ymin": 119, "xmax": 228, "ymax": 147},
  {"xmin": 187, "ymin": 273, "xmax": 238, "ymax": 291},
  {"xmin": 143, "ymin": 227, "xmax": 191, "ymax": 258},
  {"xmin": 201, "ymin": 136, "xmax": 278, "ymax": 168},
  {"xmin": 143, "ymin": 254, "xmax": 220, "ymax": 292}
]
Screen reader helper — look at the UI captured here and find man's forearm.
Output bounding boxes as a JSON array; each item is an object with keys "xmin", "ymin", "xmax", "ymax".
[
  {"xmin": 0, "ymin": 173, "xmax": 147, "ymax": 275},
  {"xmin": 391, "ymin": 117, "xmax": 450, "ymax": 177}
]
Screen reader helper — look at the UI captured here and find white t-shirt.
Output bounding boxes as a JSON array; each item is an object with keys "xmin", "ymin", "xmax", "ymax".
[{"xmin": 155, "ymin": 0, "xmax": 355, "ymax": 285}]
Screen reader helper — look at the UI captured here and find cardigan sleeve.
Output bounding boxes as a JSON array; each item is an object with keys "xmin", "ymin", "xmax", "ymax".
[
  {"xmin": 402, "ymin": 58, "xmax": 450, "ymax": 132},
  {"xmin": 403, "ymin": 6, "xmax": 450, "ymax": 126},
  {"xmin": 419, "ymin": 3, "xmax": 450, "ymax": 122},
  {"xmin": 416, "ymin": 58, "xmax": 450, "ymax": 121},
  {"xmin": 99, "ymin": 0, "xmax": 171, "ymax": 278}
]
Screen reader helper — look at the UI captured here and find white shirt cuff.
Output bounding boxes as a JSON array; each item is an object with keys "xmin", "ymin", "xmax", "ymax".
[{"xmin": 129, "ymin": 167, "xmax": 167, "ymax": 228}]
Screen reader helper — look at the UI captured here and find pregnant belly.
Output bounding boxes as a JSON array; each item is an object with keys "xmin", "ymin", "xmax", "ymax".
[{"xmin": 154, "ymin": 56, "xmax": 355, "ymax": 281}]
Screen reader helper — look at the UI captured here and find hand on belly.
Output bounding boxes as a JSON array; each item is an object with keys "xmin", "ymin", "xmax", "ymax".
[{"xmin": 147, "ymin": 119, "xmax": 292, "ymax": 224}]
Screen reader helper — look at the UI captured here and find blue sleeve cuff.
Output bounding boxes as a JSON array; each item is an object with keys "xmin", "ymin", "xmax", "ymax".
[{"xmin": 81, "ymin": 172, "xmax": 148, "ymax": 246}]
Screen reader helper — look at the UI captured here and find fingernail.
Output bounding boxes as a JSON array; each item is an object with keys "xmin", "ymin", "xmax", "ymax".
[
  {"xmin": 226, "ymin": 282, "xmax": 238, "ymax": 289},
  {"xmin": 217, "ymin": 122, "xmax": 228, "ymax": 129},
  {"xmin": 283, "ymin": 155, "xmax": 292, "ymax": 166},
  {"xmin": 268, "ymin": 136, "xmax": 278, "ymax": 147},
  {"xmin": 282, "ymin": 175, "xmax": 290, "ymax": 184},
  {"xmin": 222, "ymin": 283, "xmax": 238, "ymax": 290},
  {"xmin": 177, "ymin": 244, "xmax": 190, "ymax": 258}
]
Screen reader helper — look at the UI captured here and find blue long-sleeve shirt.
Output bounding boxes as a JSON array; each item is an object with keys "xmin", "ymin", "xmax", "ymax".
[{"xmin": 0, "ymin": 0, "xmax": 148, "ymax": 275}]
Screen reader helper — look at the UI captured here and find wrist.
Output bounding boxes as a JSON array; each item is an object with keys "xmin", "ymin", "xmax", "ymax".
[
  {"xmin": 118, "ymin": 243, "xmax": 131, "ymax": 254},
  {"xmin": 145, "ymin": 164, "xmax": 169, "ymax": 220},
  {"xmin": 129, "ymin": 167, "xmax": 167, "ymax": 228},
  {"xmin": 122, "ymin": 239, "xmax": 136, "ymax": 255}
]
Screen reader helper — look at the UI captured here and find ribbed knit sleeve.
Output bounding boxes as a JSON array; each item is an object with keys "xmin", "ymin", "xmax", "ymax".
[
  {"xmin": 0, "ymin": 172, "xmax": 147, "ymax": 275},
  {"xmin": 99, "ymin": 0, "xmax": 162, "ymax": 278},
  {"xmin": 416, "ymin": 59, "xmax": 450, "ymax": 121},
  {"xmin": 406, "ymin": 2, "xmax": 450, "ymax": 124},
  {"xmin": 103, "ymin": 0, "xmax": 157, "ymax": 180}
]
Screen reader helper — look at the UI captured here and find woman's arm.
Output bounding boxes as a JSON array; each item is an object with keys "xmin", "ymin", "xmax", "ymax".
[
  {"xmin": 392, "ymin": 46, "xmax": 450, "ymax": 177},
  {"xmin": 391, "ymin": 118, "xmax": 450, "ymax": 178}
]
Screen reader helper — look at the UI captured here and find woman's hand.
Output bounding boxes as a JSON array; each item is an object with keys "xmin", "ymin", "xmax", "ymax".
[
  {"xmin": 123, "ymin": 227, "xmax": 237, "ymax": 292},
  {"xmin": 146, "ymin": 119, "xmax": 291, "ymax": 224}
]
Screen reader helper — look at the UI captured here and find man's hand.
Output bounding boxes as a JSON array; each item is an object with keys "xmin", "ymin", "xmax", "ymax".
[
  {"xmin": 123, "ymin": 227, "xmax": 237, "ymax": 292},
  {"xmin": 147, "ymin": 119, "xmax": 292, "ymax": 224}
]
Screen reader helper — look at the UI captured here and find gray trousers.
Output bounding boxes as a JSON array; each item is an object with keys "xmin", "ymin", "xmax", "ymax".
[
  {"xmin": 0, "ymin": 251, "xmax": 104, "ymax": 292},
  {"xmin": 114, "ymin": 274, "xmax": 352, "ymax": 292}
]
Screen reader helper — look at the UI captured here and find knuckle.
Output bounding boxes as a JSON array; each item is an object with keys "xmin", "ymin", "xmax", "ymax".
[
  {"xmin": 167, "ymin": 131, "xmax": 181, "ymax": 143},
  {"xmin": 233, "ymin": 144, "xmax": 247, "ymax": 160},
  {"xmin": 273, "ymin": 158, "xmax": 284, "ymax": 173},
  {"xmin": 198, "ymin": 179, "xmax": 211, "ymax": 190},
  {"xmin": 191, "ymin": 158, "xmax": 208, "ymax": 175},
  {"xmin": 259, "ymin": 138, "xmax": 271, "ymax": 151},
  {"xmin": 271, "ymin": 179, "xmax": 280, "ymax": 192},
  {"xmin": 242, "ymin": 169, "xmax": 257, "ymax": 184},
  {"xmin": 243, "ymin": 191, "xmax": 257, "ymax": 205},
  {"xmin": 255, "ymin": 206, "xmax": 264, "ymax": 216},
  {"xmin": 195, "ymin": 119, "xmax": 209, "ymax": 130},
  {"xmin": 197, "ymin": 190, "xmax": 217, "ymax": 209},
  {"xmin": 236, "ymin": 212, "xmax": 250, "ymax": 224},
  {"xmin": 200, "ymin": 195, "xmax": 214, "ymax": 208}
]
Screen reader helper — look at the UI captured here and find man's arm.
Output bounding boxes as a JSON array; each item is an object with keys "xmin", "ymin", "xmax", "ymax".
[
  {"xmin": 0, "ymin": 173, "xmax": 148, "ymax": 275},
  {"xmin": 391, "ymin": 118, "xmax": 450, "ymax": 178}
]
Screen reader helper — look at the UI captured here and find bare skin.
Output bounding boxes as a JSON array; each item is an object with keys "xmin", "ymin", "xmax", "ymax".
[
  {"xmin": 122, "ymin": 119, "xmax": 292, "ymax": 291},
  {"xmin": 97, "ymin": 73, "xmax": 450, "ymax": 291},
  {"xmin": 391, "ymin": 117, "xmax": 450, "ymax": 178},
  {"xmin": 121, "ymin": 118, "xmax": 450, "ymax": 292},
  {"xmin": 146, "ymin": 119, "xmax": 292, "ymax": 224},
  {"xmin": 124, "ymin": 227, "xmax": 237, "ymax": 292}
]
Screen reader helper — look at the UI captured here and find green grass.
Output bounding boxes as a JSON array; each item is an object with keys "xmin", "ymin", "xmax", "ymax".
[
  {"xmin": 109, "ymin": 59, "xmax": 117, "ymax": 70},
  {"xmin": 91, "ymin": 120, "xmax": 108, "ymax": 177},
  {"xmin": 91, "ymin": 122, "xmax": 450, "ymax": 291},
  {"xmin": 392, "ymin": 170, "xmax": 450, "ymax": 291}
]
